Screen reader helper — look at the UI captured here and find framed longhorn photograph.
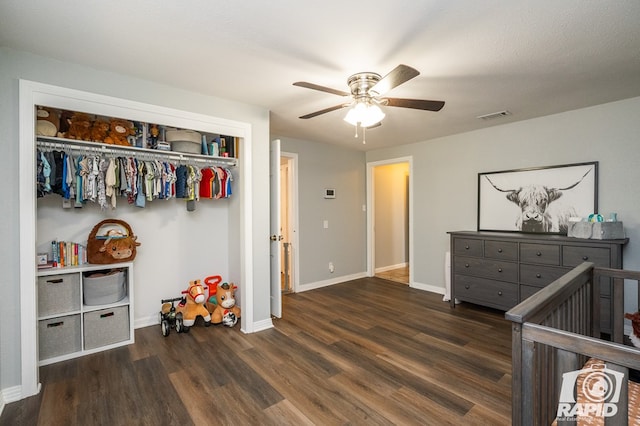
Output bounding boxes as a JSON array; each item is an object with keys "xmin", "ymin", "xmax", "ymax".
[{"xmin": 477, "ymin": 162, "xmax": 598, "ymax": 234}]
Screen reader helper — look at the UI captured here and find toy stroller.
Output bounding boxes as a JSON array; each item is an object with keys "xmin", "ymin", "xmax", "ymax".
[{"xmin": 159, "ymin": 297, "xmax": 187, "ymax": 336}]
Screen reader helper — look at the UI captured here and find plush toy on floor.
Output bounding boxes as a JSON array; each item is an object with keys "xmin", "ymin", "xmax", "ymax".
[
  {"xmin": 177, "ymin": 280, "xmax": 212, "ymax": 329},
  {"xmin": 205, "ymin": 275, "xmax": 241, "ymax": 327},
  {"xmin": 625, "ymin": 311, "xmax": 640, "ymax": 348}
]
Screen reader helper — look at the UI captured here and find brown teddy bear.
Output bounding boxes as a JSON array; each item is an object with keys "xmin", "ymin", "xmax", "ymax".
[
  {"xmin": 36, "ymin": 106, "xmax": 60, "ymax": 137},
  {"xmin": 90, "ymin": 119, "xmax": 110, "ymax": 143},
  {"xmin": 67, "ymin": 112, "xmax": 93, "ymax": 141},
  {"xmin": 104, "ymin": 118, "xmax": 134, "ymax": 146}
]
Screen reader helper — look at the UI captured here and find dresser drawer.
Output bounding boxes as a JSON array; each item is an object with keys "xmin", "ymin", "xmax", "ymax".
[
  {"xmin": 562, "ymin": 246, "xmax": 610, "ymax": 267},
  {"xmin": 454, "ymin": 256, "xmax": 518, "ymax": 282},
  {"xmin": 520, "ymin": 284, "xmax": 542, "ymax": 300},
  {"xmin": 454, "ymin": 275, "xmax": 518, "ymax": 310},
  {"xmin": 484, "ymin": 240, "xmax": 518, "ymax": 261},
  {"xmin": 519, "ymin": 264, "xmax": 569, "ymax": 288},
  {"xmin": 453, "ymin": 238, "xmax": 483, "ymax": 257},
  {"xmin": 520, "ymin": 243, "xmax": 560, "ymax": 265}
]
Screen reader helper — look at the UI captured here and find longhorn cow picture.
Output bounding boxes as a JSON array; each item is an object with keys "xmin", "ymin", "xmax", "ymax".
[{"xmin": 478, "ymin": 162, "xmax": 598, "ymax": 234}]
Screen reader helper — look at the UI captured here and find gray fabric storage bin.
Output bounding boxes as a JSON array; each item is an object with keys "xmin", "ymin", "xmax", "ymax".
[
  {"xmin": 38, "ymin": 273, "xmax": 80, "ymax": 317},
  {"xmin": 38, "ymin": 314, "xmax": 81, "ymax": 360},
  {"xmin": 83, "ymin": 269, "xmax": 126, "ymax": 306},
  {"xmin": 84, "ymin": 306, "xmax": 130, "ymax": 350},
  {"xmin": 568, "ymin": 222, "xmax": 625, "ymax": 240}
]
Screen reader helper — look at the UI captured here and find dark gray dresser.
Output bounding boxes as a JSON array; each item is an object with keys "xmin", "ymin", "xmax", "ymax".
[{"xmin": 448, "ymin": 231, "xmax": 628, "ymax": 333}]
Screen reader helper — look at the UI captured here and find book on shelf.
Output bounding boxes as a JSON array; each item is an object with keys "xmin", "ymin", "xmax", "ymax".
[{"xmin": 50, "ymin": 240, "xmax": 87, "ymax": 268}]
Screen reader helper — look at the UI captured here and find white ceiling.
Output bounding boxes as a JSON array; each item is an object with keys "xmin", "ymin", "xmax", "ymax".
[{"xmin": 2, "ymin": 1, "xmax": 640, "ymax": 151}]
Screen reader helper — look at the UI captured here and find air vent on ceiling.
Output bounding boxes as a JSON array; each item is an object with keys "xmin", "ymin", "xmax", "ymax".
[{"xmin": 476, "ymin": 110, "xmax": 511, "ymax": 120}]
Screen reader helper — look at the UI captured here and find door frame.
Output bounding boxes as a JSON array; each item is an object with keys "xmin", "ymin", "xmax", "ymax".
[{"xmin": 366, "ymin": 156, "xmax": 413, "ymax": 285}]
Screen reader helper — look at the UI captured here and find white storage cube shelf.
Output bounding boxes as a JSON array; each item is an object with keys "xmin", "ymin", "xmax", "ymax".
[{"xmin": 37, "ymin": 262, "xmax": 134, "ymax": 366}]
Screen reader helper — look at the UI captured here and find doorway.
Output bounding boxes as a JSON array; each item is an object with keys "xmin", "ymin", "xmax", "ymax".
[
  {"xmin": 279, "ymin": 154, "xmax": 297, "ymax": 293},
  {"xmin": 367, "ymin": 158, "xmax": 412, "ymax": 285}
]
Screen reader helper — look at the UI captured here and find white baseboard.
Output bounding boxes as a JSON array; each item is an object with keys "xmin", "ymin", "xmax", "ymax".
[
  {"xmin": 249, "ymin": 318, "xmax": 274, "ymax": 333},
  {"xmin": 410, "ymin": 281, "xmax": 446, "ymax": 295},
  {"xmin": 374, "ymin": 262, "xmax": 408, "ymax": 274},
  {"xmin": 297, "ymin": 272, "xmax": 367, "ymax": 293},
  {"xmin": 1, "ymin": 385, "xmax": 23, "ymax": 406},
  {"xmin": 134, "ymin": 315, "xmax": 158, "ymax": 329}
]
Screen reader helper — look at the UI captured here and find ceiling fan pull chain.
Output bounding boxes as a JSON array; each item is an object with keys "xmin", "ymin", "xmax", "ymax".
[{"xmin": 362, "ymin": 125, "xmax": 366, "ymax": 144}]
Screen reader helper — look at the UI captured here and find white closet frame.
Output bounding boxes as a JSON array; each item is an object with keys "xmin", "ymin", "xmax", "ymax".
[{"xmin": 18, "ymin": 80, "xmax": 254, "ymax": 398}]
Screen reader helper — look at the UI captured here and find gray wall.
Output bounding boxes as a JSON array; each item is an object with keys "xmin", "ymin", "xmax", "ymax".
[
  {"xmin": 278, "ymin": 137, "xmax": 367, "ymax": 287},
  {"xmin": 0, "ymin": 47, "xmax": 271, "ymax": 392},
  {"xmin": 367, "ymin": 96, "xmax": 640, "ymax": 311}
]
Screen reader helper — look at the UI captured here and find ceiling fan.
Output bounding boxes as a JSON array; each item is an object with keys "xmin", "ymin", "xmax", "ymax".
[{"xmin": 293, "ymin": 64, "xmax": 445, "ymax": 128}]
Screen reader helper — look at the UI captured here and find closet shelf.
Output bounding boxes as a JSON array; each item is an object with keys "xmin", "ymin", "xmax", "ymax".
[{"xmin": 36, "ymin": 136, "xmax": 238, "ymax": 167}]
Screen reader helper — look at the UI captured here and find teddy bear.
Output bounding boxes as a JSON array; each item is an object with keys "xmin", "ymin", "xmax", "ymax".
[
  {"xmin": 104, "ymin": 118, "xmax": 134, "ymax": 146},
  {"xmin": 36, "ymin": 106, "xmax": 60, "ymax": 137},
  {"xmin": 176, "ymin": 280, "xmax": 212, "ymax": 328},
  {"xmin": 66, "ymin": 112, "xmax": 93, "ymax": 141},
  {"xmin": 206, "ymin": 278, "xmax": 241, "ymax": 327},
  {"xmin": 90, "ymin": 119, "xmax": 110, "ymax": 143}
]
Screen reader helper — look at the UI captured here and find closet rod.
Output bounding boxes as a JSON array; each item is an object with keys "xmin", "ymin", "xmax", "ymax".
[{"xmin": 36, "ymin": 137, "xmax": 237, "ymax": 167}]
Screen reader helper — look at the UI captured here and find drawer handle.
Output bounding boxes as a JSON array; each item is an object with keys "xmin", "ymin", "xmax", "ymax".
[
  {"xmin": 582, "ymin": 256, "xmax": 589, "ymax": 261},
  {"xmin": 498, "ymin": 268, "xmax": 503, "ymax": 272},
  {"xmin": 100, "ymin": 312, "xmax": 115, "ymax": 319},
  {"xmin": 464, "ymin": 285, "xmax": 470, "ymax": 289},
  {"xmin": 498, "ymin": 248, "xmax": 503, "ymax": 253},
  {"xmin": 536, "ymin": 252, "xmax": 542, "ymax": 256},
  {"xmin": 465, "ymin": 245, "xmax": 470, "ymax": 250},
  {"xmin": 465, "ymin": 263, "xmax": 470, "ymax": 268},
  {"xmin": 46, "ymin": 278, "xmax": 64, "ymax": 284},
  {"xmin": 497, "ymin": 291, "xmax": 503, "ymax": 296},
  {"xmin": 536, "ymin": 273, "xmax": 541, "ymax": 278},
  {"xmin": 47, "ymin": 321, "xmax": 64, "ymax": 328}
]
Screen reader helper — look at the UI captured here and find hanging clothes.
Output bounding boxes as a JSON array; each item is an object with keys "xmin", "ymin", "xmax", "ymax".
[{"xmin": 36, "ymin": 145, "xmax": 233, "ymax": 210}]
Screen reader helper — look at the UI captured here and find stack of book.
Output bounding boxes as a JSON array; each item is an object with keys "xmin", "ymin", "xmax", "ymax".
[{"xmin": 48, "ymin": 240, "xmax": 87, "ymax": 268}]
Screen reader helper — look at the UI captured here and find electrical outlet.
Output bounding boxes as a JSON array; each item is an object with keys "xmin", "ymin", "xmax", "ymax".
[{"xmin": 329, "ymin": 262, "xmax": 334, "ymax": 273}]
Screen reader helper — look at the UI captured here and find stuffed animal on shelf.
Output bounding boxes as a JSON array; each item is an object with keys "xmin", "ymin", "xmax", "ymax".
[
  {"xmin": 66, "ymin": 112, "xmax": 93, "ymax": 141},
  {"xmin": 205, "ymin": 275, "xmax": 241, "ymax": 327},
  {"xmin": 36, "ymin": 106, "xmax": 60, "ymax": 137},
  {"xmin": 177, "ymin": 280, "xmax": 212, "ymax": 328},
  {"xmin": 90, "ymin": 119, "xmax": 110, "ymax": 143},
  {"xmin": 104, "ymin": 118, "xmax": 134, "ymax": 146},
  {"xmin": 625, "ymin": 311, "xmax": 640, "ymax": 348}
]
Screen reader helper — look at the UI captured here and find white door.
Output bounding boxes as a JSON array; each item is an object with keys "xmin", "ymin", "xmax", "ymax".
[{"xmin": 270, "ymin": 139, "xmax": 282, "ymax": 318}]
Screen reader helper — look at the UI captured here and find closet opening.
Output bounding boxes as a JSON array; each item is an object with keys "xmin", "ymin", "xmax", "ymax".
[{"xmin": 367, "ymin": 158, "xmax": 412, "ymax": 286}]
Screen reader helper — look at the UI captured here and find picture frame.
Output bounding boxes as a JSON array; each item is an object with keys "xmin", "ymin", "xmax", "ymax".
[{"xmin": 477, "ymin": 162, "xmax": 598, "ymax": 234}]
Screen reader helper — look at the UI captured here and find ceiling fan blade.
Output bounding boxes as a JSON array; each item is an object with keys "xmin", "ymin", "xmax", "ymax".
[
  {"xmin": 383, "ymin": 97, "xmax": 445, "ymax": 112},
  {"xmin": 293, "ymin": 81, "xmax": 350, "ymax": 97},
  {"xmin": 370, "ymin": 64, "xmax": 420, "ymax": 96},
  {"xmin": 299, "ymin": 104, "xmax": 349, "ymax": 119}
]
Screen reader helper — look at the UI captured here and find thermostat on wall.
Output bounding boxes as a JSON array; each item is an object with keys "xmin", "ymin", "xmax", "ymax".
[{"xmin": 324, "ymin": 188, "xmax": 336, "ymax": 199}]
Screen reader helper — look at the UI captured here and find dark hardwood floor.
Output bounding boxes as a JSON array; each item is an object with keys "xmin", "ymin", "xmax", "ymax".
[{"xmin": 1, "ymin": 277, "xmax": 512, "ymax": 425}]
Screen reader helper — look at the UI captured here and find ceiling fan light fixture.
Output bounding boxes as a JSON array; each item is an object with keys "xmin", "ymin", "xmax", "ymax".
[{"xmin": 343, "ymin": 102, "xmax": 385, "ymax": 127}]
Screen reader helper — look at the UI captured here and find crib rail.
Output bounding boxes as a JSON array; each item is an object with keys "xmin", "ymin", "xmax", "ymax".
[{"xmin": 506, "ymin": 262, "xmax": 640, "ymax": 426}]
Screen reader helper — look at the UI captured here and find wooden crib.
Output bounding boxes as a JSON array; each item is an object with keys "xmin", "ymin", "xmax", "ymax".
[{"xmin": 506, "ymin": 262, "xmax": 640, "ymax": 425}]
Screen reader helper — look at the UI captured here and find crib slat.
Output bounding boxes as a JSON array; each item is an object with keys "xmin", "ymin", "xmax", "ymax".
[{"xmin": 612, "ymin": 277, "xmax": 625, "ymax": 344}]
